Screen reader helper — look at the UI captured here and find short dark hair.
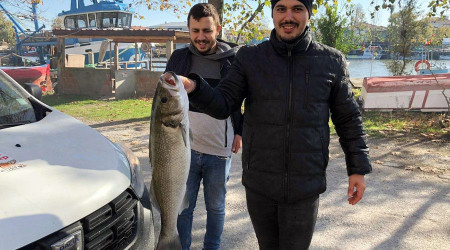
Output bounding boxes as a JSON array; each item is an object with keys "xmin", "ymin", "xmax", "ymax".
[{"xmin": 187, "ymin": 3, "xmax": 220, "ymax": 27}]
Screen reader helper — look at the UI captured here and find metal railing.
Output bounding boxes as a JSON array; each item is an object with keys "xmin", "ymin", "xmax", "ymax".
[{"xmin": 96, "ymin": 59, "xmax": 167, "ymax": 71}]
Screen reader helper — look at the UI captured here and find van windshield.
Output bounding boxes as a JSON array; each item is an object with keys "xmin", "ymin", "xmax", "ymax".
[{"xmin": 0, "ymin": 73, "xmax": 37, "ymax": 127}]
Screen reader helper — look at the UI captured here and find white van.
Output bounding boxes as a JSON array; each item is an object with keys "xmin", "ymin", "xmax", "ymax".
[{"xmin": 0, "ymin": 70, "xmax": 154, "ymax": 250}]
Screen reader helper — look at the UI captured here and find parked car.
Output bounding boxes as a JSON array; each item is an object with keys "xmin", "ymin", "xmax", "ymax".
[{"xmin": 0, "ymin": 69, "xmax": 154, "ymax": 250}]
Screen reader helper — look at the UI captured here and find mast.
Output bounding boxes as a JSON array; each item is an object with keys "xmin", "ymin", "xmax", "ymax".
[{"xmin": 31, "ymin": 1, "xmax": 45, "ymax": 63}]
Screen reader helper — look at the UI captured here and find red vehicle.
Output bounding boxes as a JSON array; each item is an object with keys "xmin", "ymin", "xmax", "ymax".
[{"xmin": 1, "ymin": 64, "xmax": 52, "ymax": 92}]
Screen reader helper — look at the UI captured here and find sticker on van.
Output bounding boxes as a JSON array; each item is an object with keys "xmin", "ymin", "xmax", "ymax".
[{"xmin": 0, "ymin": 152, "xmax": 25, "ymax": 173}]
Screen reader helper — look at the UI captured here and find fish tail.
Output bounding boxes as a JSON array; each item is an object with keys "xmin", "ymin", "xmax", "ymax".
[{"xmin": 156, "ymin": 234, "xmax": 182, "ymax": 250}]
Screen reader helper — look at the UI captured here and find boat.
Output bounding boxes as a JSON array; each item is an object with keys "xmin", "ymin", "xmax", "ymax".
[
  {"xmin": 1, "ymin": 64, "xmax": 51, "ymax": 92},
  {"xmin": 347, "ymin": 45, "xmax": 384, "ymax": 60},
  {"xmin": 440, "ymin": 38, "xmax": 450, "ymax": 60},
  {"xmin": 413, "ymin": 50, "xmax": 449, "ymax": 75},
  {"xmin": 361, "ymin": 73, "xmax": 450, "ymax": 112},
  {"xmin": 439, "ymin": 52, "xmax": 450, "ymax": 60},
  {"xmin": 56, "ymin": 0, "xmax": 147, "ymax": 67}
]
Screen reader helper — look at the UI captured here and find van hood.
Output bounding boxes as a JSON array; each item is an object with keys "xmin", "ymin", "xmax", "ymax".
[{"xmin": 0, "ymin": 110, "xmax": 132, "ymax": 249}]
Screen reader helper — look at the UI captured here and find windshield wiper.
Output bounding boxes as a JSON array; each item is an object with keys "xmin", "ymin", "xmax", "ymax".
[{"xmin": 0, "ymin": 122, "xmax": 31, "ymax": 129}]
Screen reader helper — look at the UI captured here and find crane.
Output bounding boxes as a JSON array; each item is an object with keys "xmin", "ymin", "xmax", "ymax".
[{"xmin": 0, "ymin": 0, "xmax": 46, "ymax": 64}]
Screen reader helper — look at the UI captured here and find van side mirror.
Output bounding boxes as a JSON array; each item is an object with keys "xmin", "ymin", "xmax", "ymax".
[{"xmin": 22, "ymin": 83, "xmax": 43, "ymax": 100}]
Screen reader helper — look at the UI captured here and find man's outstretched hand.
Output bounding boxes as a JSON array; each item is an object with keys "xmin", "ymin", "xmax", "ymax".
[
  {"xmin": 232, "ymin": 135, "xmax": 242, "ymax": 154},
  {"xmin": 347, "ymin": 174, "xmax": 366, "ymax": 205},
  {"xmin": 179, "ymin": 75, "xmax": 196, "ymax": 93}
]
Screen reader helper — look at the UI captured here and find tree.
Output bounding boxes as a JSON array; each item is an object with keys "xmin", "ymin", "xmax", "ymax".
[
  {"xmin": 223, "ymin": 0, "xmax": 270, "ymax": 44},
  {"xmin": 315, "ymin": 4, "xmax": 356, "ymax": 54},
  {"xmin": 209, "ymin": 0, "xmax": 224, "ymax": 24},
  {"xmin": 370, "ymin": 0, "xmax": 449, "ymax": 18},
  {"xmin": 0, "ymin": 12, "xmax": 16, "ymax": 46},
  {"xmin": 418, "ymin": 17, "xmax": 450, "ymax": 47},
  {"xmin": 51, "ymin": 17, "xmax": 64, "ymax": 29},
  {"xmin": 348, "ymin": 3, "xmax": 367, "ymax": 43},
  {"xmin": 386, "ymin": 0, "xmax": 421, "ymax": 75},
  {"xmin": 132, "ymin": 0, "xmax": 449, "ymax": 43}
]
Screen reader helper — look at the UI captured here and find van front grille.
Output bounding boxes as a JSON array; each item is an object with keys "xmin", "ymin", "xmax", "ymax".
[
  {"xmin": 18, "ymin": 189, "xmax": 139, "ymax": 250},
  {"xmin": 82, "ymin": 190, "xmax": 138, "ymax": 250}
]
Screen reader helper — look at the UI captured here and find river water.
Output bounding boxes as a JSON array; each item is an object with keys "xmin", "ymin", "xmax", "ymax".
[
  {"xmin": 152, "ymin": 56, "xmax": 450, "ymax": 77},
  {"xmin": 347, "ymin": 59, "xmax": 450, "ymax": 78}
]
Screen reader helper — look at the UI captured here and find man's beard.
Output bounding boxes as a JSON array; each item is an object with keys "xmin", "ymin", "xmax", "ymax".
[
  {"xmin": 191, "ymin": 39, "xmax": 216, "ymax": 55},
  {"xmin": 278, "ymin": 21, "xmax": 301, "ymax": 43}
]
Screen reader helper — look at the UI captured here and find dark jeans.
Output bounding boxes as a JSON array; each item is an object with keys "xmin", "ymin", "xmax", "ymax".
[
  {"xmin": 177, "ymin": 150, "xmax": 231, "ymax": 250},
  {"xmin": 245, "ymin": 188, "xmax": 319, "ymax": 250}
]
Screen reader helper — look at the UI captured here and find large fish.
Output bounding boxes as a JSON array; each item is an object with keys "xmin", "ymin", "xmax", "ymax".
[{"xmin": 149, "ymin": 72, "xmax": 190, "ymax": 250}]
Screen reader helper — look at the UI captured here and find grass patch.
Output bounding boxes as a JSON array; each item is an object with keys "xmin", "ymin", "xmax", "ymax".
[
  {"xmin": 41, "ymin": 94, "xmax": 152, "ymax": 122},
  {"xmin": 362, "ymin": 111, "xmax": 449, "ymax": 139},
  {"xmin": 329, "ymin": 111, "xmax": 449, "ymax": 139}
]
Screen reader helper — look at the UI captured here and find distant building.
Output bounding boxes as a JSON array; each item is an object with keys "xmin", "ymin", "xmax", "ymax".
[
  {"xmin": 345, "ymin": 22, "xmax": 388, "ymax": 45},
  {"xmin": 149, "ymin": 22, "xmax": 189, "ymax": 50},
  {"xmin": 149, "ymin": 22, "xmax": 188, "ymax": 31},
  {"xmin": 443, "ymin": 38, "xmax": 450, "ymax": 45},
  {"xmin": 431, "ymin": 16, "xmax": 450, "ymax": 28}
]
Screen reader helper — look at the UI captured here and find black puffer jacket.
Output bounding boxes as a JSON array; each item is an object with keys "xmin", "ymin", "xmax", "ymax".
[{"xmin": 188, "ymin": 28, "xmax": 372, "ymax": 203}]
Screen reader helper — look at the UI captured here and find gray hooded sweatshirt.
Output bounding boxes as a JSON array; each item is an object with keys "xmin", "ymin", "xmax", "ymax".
[{"xmin": 188, "ymin": 41, "xmax": 239, "ymax": 157}]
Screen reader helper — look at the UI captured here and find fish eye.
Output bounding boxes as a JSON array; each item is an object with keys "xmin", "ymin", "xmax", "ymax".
[{"xmin": 161, "ymin": 97, "xmax": 168, "ymax": 104}]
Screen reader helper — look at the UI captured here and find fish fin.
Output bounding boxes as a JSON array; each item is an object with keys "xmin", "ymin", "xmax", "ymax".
[
  {"xmin": 181, "ymin": 123, "xmax": 188, "ymax": 147},
  {"xmin": 156, "ymin": 234, "xmax": 181, "ymax": 250},
  {"xmin": 149, "ymin": 181, "xmax": 160, "ymax": 213}
]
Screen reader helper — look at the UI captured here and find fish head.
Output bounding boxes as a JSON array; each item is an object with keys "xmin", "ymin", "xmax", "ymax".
[{"xmin": 154, "ymin": 72, "xmax": 189, "ymax": 128}]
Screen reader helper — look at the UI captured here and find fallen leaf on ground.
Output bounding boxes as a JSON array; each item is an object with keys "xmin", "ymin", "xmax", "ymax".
[{"xmin": 405, "ymin": 166, "xmax": 416, "ymax": 171}]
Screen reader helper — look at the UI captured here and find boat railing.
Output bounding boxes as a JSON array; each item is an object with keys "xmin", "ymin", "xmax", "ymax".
[{"xmin": 96, "ymin": 59, "xmax": 167, "ymax": 71}]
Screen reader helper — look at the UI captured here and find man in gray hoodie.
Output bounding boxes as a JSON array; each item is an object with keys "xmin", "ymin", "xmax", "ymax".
[{"xmin": 164, "ymin": 3, "xmax": 243, "ymax": 250}]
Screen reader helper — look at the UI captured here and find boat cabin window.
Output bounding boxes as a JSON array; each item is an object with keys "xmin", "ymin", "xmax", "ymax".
[
  {"xmin": 64, "ymin": 16, "xmax": 76, "ymax": 29},
  {"xmin": 76, "ymin": 15, "xmax": 87, "ymax": 28},
  {"xmin": 98, "ymin": 12, "xmax": 117, "ymax": 28},
  {"xmin": 95, "ymin": 12, "xmax": 132, "ymax": 28},
  {"xmin": 64, "ymin": 12, "xmax": 132, "ymax": 29},
  {"xmin": 118, "ymin": 13, "xmax": 131, "ymax": 27},
  {"xmin": 64, "ymin": 15, "xmax": 88, "ymax": 29},
  {"xmin": 88, "ymin": 14, "xmax": 96, "ymax": 28}
]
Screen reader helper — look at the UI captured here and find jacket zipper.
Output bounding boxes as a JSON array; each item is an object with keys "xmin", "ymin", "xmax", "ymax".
[
  {"xmin": 284, "ymin": 49, "xmax": 294, "ymax": 202},
  {"xmin": 305, "ymin": 70, "xmax": 310, "ymax": 109}
]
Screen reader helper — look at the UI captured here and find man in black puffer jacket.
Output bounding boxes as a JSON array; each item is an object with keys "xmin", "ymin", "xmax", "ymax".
[{"xmin": 172, "ymin": 0, "xmax": 372, "ymax": 248}]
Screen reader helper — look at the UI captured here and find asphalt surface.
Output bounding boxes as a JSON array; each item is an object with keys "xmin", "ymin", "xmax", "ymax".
[{"xmin": 92, "ymin": 120, "xmax": 450, "ymax": 250}]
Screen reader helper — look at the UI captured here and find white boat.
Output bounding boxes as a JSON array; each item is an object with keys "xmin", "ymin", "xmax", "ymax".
[
  {"xmin": 347, "ymin": 45, "xmax": 383, "ymax": 60},
  {"xmin": 440, "ymin": 53, "xmax": 450, "ymax": 60}
]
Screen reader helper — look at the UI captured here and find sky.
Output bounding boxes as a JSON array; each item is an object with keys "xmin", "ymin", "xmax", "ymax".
[{"xmin": 0, "ymin": 0, "xmax": 440, "ymax": 31}]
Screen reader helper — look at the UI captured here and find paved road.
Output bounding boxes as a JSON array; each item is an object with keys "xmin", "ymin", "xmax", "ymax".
[{"xmin": 93, "ymin": 120, "xmax": 449, "ymax": 249}]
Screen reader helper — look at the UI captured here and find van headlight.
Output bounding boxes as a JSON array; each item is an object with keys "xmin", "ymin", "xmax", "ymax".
[{"xmin": 114, "ymin": 143, "xmax": 145, "ymax": 198}]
